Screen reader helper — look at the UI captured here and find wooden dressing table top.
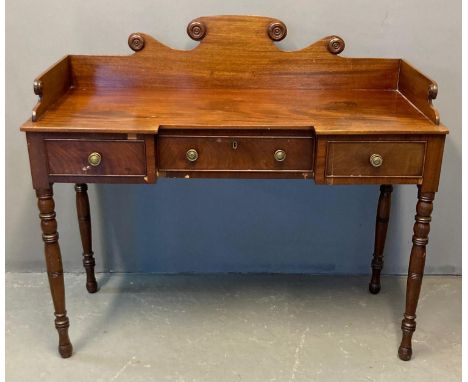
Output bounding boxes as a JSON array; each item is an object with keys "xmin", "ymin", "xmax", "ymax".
[{"xmin": 21, "ymin": 87, "xmax": 445, "ymax": 135}]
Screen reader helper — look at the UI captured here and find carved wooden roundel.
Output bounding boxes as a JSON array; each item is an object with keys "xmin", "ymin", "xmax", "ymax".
[
  {"xmin": 428, "ymin": 83, "xmax": 438, "ymax": 99},
  {"xmin": 187, "ymin": 21, "xmax": 206, "ymax": 41},
  {"xmin": 267, "ymin": 21, "xmax": 287, "ymax": 41},
  {"xmin": 33, "ymin": 80, "xmax": 43, "ymax": 96},
  {"xmin": 327, "ymin": 36, "xmax": 345, "ymax": 54},
  {"xmin": 128, "ymin": 33, "xmax": 145, "ymax": 51}
]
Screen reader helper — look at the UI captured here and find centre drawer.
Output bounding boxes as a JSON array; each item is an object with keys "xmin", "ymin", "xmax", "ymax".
[{"xmin": 158, "ymin": 133, "xmax": 315, "ymax": 173}]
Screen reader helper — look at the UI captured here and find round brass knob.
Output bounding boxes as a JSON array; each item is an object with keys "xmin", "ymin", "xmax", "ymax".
[
  {"xmin": 186, "ymin": 148, "xmax": 198, "ymax": 162},
  {"xmin": 88, "ymin": 152, "xmax": 102, "ymax": 167},
  {"xmin": 370, "ymin": 153, "xmax": 383, "ymax": 167},
  {"xmin": 274, "ymin": 149, "xmax": 286, "ymax": 162}
]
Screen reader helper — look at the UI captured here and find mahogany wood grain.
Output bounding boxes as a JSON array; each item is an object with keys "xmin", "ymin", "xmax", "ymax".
[
  {"xmin": 50, "ymin": 175, "xmax": 154, "ymax": 184},
  {"xmin": 32, "ymin": 56, "xmax": 71, "ymax": 122},
  {"xmin": 28, "ymin": 132, "xmax": 157, "ymax": 184},
  {"xmin": 45, "ymin": 139, "xmax": 147, "ymax": 177},
  {"xmin": 398, "ymin": 187, "xmax": 434, "ymax": 361},
  {"xmin": 420, "ymin": 135, "xmax": 446, "ymax": 192},
  {"xmin": 326, "ymin": 141, "xmax": 426, "ymax": 177},
  {"xmin": 398, "ymin": 60, "xmax": 439, "ymax": 125},
  {"xmin": 158, "ymin": 170, "xmax": 314, "ymax": 180},
  {"xmin": 158, "ymin": 132, "xmax": 314, "ymax": 174},
  {"xmin": 75, "ymin": 184, "xmax": 97, "ymax": 293},
  {"xmin": 369, "ymin": 185, "xmax": 393, "ymax": 294},
  {"xmin": 144, "ymin": 134, "xmax": 157, "ymax": 184},
  {"xmin": 69, "ymin": 16, "xmax": 399, "ymax": 91},
  {"xmin": 21, "ymin": 16, "xmax": 447, "ymax": 136},
  {"xmin": 20, "ymin": 88, "xmax": 448, "ymax": 135},
  {"xmin": 314, "ymin": 135, "xmax": 445, "ymax": 186},
  {"xmin": 314, "ymin": 138, "xmax": 328, "ymax": 184},
  {"xmin": 36, "ymin": 187, "xmax": 73, "ymax": 358},
  {"xmin": 26, "ymin": 133, "xmax": 50, "ymax": 189}
]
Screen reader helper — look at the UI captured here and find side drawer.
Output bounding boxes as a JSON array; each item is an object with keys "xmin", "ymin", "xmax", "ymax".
[
  {"xmin": 158, "ymin": 134, "xmax": 314, "ymax": 174},
  {"xmin": 326, "ymin": 141, "xmax": 426, "ymax": 178},
  {"xmin": 45, "ymin": 139, "xmax": 148, "ymax": 177}
]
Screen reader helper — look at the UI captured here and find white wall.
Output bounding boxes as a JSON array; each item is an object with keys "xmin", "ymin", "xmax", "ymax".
[{"xmin": 6, "ymin": 0, "xmax": 461, "ymax": 274}]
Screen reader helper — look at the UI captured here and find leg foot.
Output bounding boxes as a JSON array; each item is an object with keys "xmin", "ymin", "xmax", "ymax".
[
  {"xmin": 58, "ymin": 343, "xmax": 73, "ymax": 358},
  {"xmin": 56, "ymin": 315, "xmax": 73, "ymax": 358},
  {"xmin": 75, "ymin": 184, "xmax": 98, "ymax": 293},
  {"xmin": 398, "ymin": 187, "xmax": 435, "ymax": 361},
  {"xmin": 398, "ymin": 345, "xmax": 412, "ymax": 361},
  {"xmin": 86, "ymin": 275, "xmax": 98, "ymax": 294},
  {"xmin": 369, "ymin": 185, "xmax": 393, "ymax": 294},
  {"xmin": 368, "ymin": 283, "xmax": 381, "ymax": 295},
  {"xmin": 36, "ymin": 186, "xmax": 74, "ymax": 358}
]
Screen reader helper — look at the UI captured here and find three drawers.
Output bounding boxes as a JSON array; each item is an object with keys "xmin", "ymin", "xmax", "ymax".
[
  {"xmin": 158, "ymin": 132, "xmax": 315, "ymax": 177},
  {"xmin": 45, "ymin": 138, "xmax": 148, "ymax": 177},
  {"xmin": 41, "ymin": 133, "xmax": 428, "ymax": 185}
]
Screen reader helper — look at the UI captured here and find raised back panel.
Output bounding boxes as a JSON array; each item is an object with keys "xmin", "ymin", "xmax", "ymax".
[{"xmin": 70, "ymin": 15, "xmax": 400, "ymax": 91}]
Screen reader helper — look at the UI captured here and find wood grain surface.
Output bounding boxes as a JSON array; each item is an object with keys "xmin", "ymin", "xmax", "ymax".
[
  {"xmin": 21, "ymin": 88, "xmax": 447, "ymax": 135},
  {"xmin": 158, "ymin": 132, "xmax": 314, "ymax": 173},
  {"xmin": 21, "ymin": 15, "xmax": 446, "ymax": 135},
  {"xmin": 325, "ymin": 141, "xmax": 426, "ymax": 177},
  {"xmin": 45, "ymin": 139, "xmax": 147, "ymax": 176}
]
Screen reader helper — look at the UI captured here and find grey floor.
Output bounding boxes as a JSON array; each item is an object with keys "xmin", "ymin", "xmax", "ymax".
[{"xmin": 6, "ymin": 274, "xmax": 461, "ymax": 382}]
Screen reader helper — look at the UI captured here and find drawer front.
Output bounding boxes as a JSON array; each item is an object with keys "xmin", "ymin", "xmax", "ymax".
[
  {"xmin": 158, "ymin": 135, "xmax": 314, "ymax": 172},
  {"xmin": 326, "ymin": 141, "xmax": 426, "ymax": 177},
  {"xmin": 45, "ymin": 139, "xmax": 147, "ymax": 176}
]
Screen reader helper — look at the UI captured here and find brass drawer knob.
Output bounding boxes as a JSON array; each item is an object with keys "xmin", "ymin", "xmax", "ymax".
[
  {"xmin": 274, "ymin": 149, "xmax": 286, "ymax": 162},
  {"xmin": 88, "ymin": 152, "xmax": 102, "ymax": 166},
  {"xmin": 186, "ymin": 148, "xmax": 198, "ymax": 162},
  {"xmin": 370, "ymin": 153, "xmax": 383, "ymax": 167}
]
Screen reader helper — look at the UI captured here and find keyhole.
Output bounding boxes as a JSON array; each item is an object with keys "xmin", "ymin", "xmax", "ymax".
[{"xmin": 232, "ymin": 140, "xmax": 238, "ymax": 150}]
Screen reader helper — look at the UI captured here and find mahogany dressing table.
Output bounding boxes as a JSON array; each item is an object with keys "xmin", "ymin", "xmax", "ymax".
[{"xmin": 21, "ymin": 16, "xmax": 448, "ymax": 361}]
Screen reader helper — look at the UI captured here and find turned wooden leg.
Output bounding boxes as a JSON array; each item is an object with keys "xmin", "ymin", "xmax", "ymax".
[
  {"xmin": 36, "ymin": 186, "xmax": 73, "ymax": 358},
  {"xmin": 369, "ymin": 185, "xmax": 393, "ymax": 294},
  {"xmin": 398, "ymin": 186, "xmax": 435, "ymax": 361},
  {"xmin": 75, "ymin": 184, "xmax": 98, "ymax": 293}
]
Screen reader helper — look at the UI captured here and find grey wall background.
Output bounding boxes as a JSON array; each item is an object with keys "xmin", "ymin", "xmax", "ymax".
[{"xmin": 6, "ymin": 0, "xmax": 461, "ymax": 274}]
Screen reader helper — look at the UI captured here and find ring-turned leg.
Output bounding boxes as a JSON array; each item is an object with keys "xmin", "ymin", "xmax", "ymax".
[
  {"xmin": 398, "ymin": 186, "xmax": 435, "ymax": 361},
  {"xmin": 75, "ymin": 184, "xmax": 98, "ymax": 293},
  {"xmin": 36, "ymin": 186, "xmax": 73, "ymax": 358},
  {"xmin": 369, "ymin": 185, "xmax": 393, "ymax": 294}
]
